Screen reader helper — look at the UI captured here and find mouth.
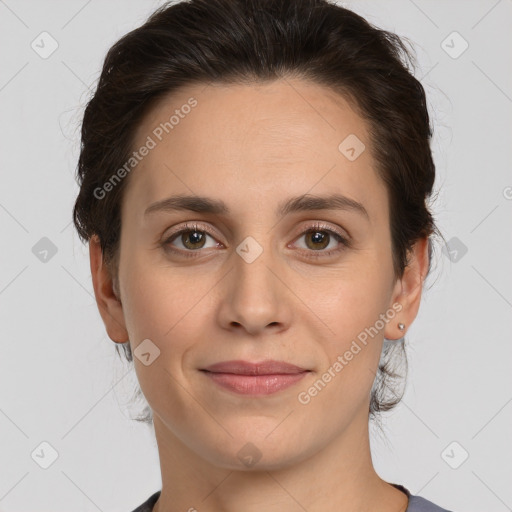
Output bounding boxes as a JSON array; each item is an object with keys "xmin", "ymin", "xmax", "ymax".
[{"xmin": 199, "ymin": 360, "xmax": 311, "ymax": 395}]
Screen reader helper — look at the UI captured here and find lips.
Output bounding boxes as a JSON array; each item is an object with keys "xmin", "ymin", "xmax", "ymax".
[
  {"xmin": 202, "ymin": 360, "xmax": 309, "ymax": 375},
  {"xmin": 200, "ymin": 360, "xmax": 310, "ymax": 395}
]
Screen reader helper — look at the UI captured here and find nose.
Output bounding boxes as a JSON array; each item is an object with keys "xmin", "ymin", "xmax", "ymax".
[{"xmin": 217, "ymin": 243, "xmax": 292, "ymax": 336}]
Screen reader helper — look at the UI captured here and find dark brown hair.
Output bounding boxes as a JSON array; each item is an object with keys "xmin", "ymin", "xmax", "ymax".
[{"xmin": 72, "ymin": 0, "xmax": 444, "ymax": 424}]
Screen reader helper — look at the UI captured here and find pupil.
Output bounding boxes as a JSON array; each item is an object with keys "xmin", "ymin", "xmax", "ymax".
[
  {"xmin": 184, "ymin": 230, "xmax": 204, "ymax": 248},
  {"xmin": 312, "ymin": 232, "xmax": 323, "ymax": 243},
  {"xmin": 190, "ymin": 231, "xmax": 202, "ymax": 243},
  {"xmin": 308, "ymin": 230, "xmax": 328, "ymax": 250}
]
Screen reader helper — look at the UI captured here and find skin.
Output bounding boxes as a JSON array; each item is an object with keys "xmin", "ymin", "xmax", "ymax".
[{"xmin": 89, "ymin": 78, "xmax": 429, "ymax": 512}]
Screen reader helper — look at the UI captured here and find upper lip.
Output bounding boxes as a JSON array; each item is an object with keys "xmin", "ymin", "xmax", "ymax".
[{"xmin": 202, "ymin": 360, "xmax": 309, "ymax": 375}]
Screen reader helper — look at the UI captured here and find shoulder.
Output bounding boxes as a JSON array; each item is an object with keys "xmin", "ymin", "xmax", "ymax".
[
  {"xmin": 407, "ymin": 494, "xmax": 454, "ymax": 512},
  {"xmin": 393, "ymin": 484, "xmax": 454, "ymax": 512},
  {"xmin": 130, "ymin": 491, "xmax": 161, "ymax": 512},
  {"xmin": 131, "ymin": 487, "xmax": 457, "ymax": 512}
]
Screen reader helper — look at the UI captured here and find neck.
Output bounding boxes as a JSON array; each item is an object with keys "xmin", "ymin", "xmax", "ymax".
[{"xmin": 151, "ymin": 407, "xmax": 408, "ymax": 512}]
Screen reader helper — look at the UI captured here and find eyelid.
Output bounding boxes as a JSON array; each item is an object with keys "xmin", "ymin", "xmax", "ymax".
[
  {"xmin": 289, "ymin": 221, "xmax": 352, "ymax": 257},
  {"xmin": 163, "ymin": 222, "xmax": 222, "ymax": 244},
  {"xmin": 291, "ymin": 220, "xmax": 349, "ymax": 243}
]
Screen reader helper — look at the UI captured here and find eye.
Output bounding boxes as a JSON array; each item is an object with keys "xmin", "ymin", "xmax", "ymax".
[
  {"xmin": 291, "ymin": 222, "xmax": 350, "ymax": 258},
  {"xmin": 161, "ymin": 221, "xmax": 350, "ymax": 258},
  {"xmin": 162, "ymin": 222, "xmax": 220, "ymax": 256}
]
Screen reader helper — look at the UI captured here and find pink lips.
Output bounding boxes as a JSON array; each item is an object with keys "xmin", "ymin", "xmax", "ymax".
[{"xmin": 201, "ymin": 360, "xmax": 310, "ymax": 395}]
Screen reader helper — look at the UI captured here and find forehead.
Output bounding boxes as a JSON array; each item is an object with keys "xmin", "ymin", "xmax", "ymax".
[{"xmin": 123, "ymin": 79, "xmax": 386, "ymax": 224}]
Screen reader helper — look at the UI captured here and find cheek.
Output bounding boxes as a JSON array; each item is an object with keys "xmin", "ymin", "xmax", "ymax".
[
  {"xmin": 308, "ymin": 262, "xmax": 388, "ymax": 329},
  {"xmin": 308, "ymin": 268, "xmax": 389, "ymax": 376},
  {"xmin": 120, "ymin": 259, "xmax": 215, "ymax": 365},
  {"xmin": 297, "ymin": 278, "xmax": 387, "ymax": 410}
]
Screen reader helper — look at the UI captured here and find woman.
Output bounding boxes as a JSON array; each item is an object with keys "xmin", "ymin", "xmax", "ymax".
[{"xmin": 72, "ymin": 0, "xmax": 451, "ymax": 510}]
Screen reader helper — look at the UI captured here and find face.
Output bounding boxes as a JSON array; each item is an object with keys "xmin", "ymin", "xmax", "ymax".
[{"xmin": 92, "ymin": 78, "xmax": 424, "ymax": 471}]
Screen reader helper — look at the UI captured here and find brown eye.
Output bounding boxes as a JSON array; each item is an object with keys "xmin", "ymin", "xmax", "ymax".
[
  {"xmin": 304, "ymin": 229, "xmax": 331, "ymax": 250},
  {"xmin": 163, "ymin": 222, "xmax": 220, "ymax": 255},
  {"xmin": 177, "ymin": 229, "xmax": 207, "ymax": 250},
  {"xmin": 292, "ymin": 222, "xmax": 350, "ymax": 258},
  {"xmin": 162, "ymin": 221, "xmax": 349, "ymax": 260}
]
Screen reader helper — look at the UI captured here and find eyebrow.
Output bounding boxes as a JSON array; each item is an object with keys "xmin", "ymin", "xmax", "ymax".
[{"xmin": 144, "ymin": 193, "xmax": 369, "ymax": 221}]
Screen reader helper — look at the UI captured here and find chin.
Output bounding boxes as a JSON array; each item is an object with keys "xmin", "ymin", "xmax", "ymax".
[{"xmin": 194, "ymin": 429, "xmax": 316, "ymax": 472}]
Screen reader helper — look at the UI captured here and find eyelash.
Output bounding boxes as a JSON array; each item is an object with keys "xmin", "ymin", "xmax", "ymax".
[{"xmin": 161, "ymin": 221, "xmax": 351, "ymax": 259}]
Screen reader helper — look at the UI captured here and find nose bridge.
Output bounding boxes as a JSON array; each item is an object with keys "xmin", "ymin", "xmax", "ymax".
[
  {"xmin": 233, "ymin": 232, "xmax": 278, "ymax": 301},
  {"xmin": 222, "ymin": 231, "xmax": 286, "ymax": 332}
]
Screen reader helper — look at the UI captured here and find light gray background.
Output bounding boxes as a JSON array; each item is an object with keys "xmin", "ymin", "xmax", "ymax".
[{"xmin": 1, "ymin": 0, "xmax": 511, "ymax": 511}]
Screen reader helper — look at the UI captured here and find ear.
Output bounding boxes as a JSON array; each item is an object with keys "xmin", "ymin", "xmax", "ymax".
[
  {"xmin": 384, "ymin": 237, "xmax": 430, "ymax": 341},
  {"xmin": 89, "ymin": 234, "xmax": 129, "ymax": 343}
]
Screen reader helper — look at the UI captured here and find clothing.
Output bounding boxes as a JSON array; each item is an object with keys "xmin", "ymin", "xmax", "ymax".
[
  {"xmin": 131, "ymin": 490, "xmax": 160, "ymax": 512},
  {"xmin": 392, "ymin": 484, "xmax": 453, "ymax": 511},
  {"xmin": 130, "ymin": 484, "xmax": 453, "ymax": 511}
]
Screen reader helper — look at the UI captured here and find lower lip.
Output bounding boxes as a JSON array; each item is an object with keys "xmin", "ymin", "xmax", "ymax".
[{"xmin": 202, "ymin": 371, "xmax": 309, "ymax": 395}]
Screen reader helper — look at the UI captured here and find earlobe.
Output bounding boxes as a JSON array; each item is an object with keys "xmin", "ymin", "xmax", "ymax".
[
  {"xmin": 385, "ymin": 237, "xmax": 429, "ymax": 341},
  {"xmin": 89, "ymin": 235, "xmax": 129, "ymax": 343}
]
